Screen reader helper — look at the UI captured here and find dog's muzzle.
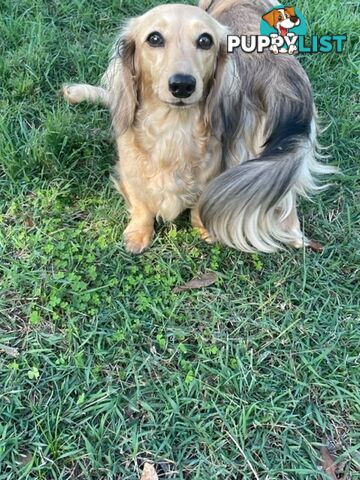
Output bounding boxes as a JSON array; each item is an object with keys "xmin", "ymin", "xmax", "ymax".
[{"xmin": 169, "ymin": 74, "xmax": 196, "ymax": 99}]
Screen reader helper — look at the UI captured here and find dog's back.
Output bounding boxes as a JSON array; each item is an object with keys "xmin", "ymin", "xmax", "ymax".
[
  {"xmin": 198, "ymin": 0, "xmax": 336, "ymax": 252},
  {"xmin": 202, "ymin": 0, "xmax": 274, "ymax": 33},
  {"xmin": 200, "ymin": 0, "xmax": 313, "ymax": 164}
]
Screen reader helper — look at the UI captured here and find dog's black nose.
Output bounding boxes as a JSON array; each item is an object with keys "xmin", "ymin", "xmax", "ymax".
[
  {"xmin": 169, "ymin": 74, "xmax": 196, "ymax": 98},
  {"xmin": 290, "ymin": 16, "xmax": 298, "ymax": 23}
]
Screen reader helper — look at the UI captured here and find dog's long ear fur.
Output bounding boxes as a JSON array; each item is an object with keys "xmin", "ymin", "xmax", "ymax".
[
  {"xmin": 103, "ymin": 20, "xmax": 138, "ymax": 135},
  {"xmin": 204, "ymin": 36, "xmax": 232, "ymax": 139}
]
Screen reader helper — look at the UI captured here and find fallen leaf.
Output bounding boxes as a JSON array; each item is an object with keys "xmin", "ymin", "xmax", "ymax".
[
  {"xmin": 173, "ymin": 272, "xmax": 217, "ymax": 293},
  {"xmin": 320, "ymin": 446, "xmax": 338, "ymax": 480},
  {"xmin": 140, "ymin": 463, "xmax": 158, "ymax": 480},
  {"xmin": 309, "ymin": 240, "xmax": 324, "ymax": 252},
  {"xmin": 0, "ymin": 344, "xmax": 19, "ymax": 358},
  {"xmin": 24, "ymin": 216, "xmax": 34, "ymax": 228}
]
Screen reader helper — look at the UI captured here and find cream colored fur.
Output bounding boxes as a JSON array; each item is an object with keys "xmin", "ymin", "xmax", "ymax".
[{"xmin": 61, "ymin": 1, "xmax": 336, "ymax": 254}]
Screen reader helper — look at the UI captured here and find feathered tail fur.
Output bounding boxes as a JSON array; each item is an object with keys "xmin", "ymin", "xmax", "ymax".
[{"xmin": 199, "ymin": 93, "xmax": 337, "ymax": 252}]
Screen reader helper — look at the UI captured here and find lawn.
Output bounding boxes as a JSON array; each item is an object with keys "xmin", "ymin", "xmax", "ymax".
[{"xmin": 0, "ymin": 0, "xmax": 359, "ymax": 478}]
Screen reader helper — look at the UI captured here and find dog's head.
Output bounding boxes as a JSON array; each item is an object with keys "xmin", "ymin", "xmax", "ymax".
[
  {"xmin": 107, "ymin": 4, "xmax": 230, "ymax": 133},
  {"xmin": 262, "ymin": 7, "xmax": 300, "ymax": 34}
]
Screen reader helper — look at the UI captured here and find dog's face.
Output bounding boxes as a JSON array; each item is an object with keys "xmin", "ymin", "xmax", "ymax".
[
  {"xmin": 262, "ymin": 7, "xmax": 300, "ymax": 34},
  {"xmin": 120, "ymin": 4, "xmax": 228, "ymax": 108}
]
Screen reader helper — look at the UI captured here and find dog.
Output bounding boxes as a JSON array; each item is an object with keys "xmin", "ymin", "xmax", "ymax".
[
  {"xmin": 61, "ymin": 0, "xmax": 335, "ymax": 254},
  {"xmin": 262, "ymin": 6, "xmax": 301, "ymax": 54},
  {"xmin": 262, "ymin": 6, "xmax": 300, "ymax": 37}
]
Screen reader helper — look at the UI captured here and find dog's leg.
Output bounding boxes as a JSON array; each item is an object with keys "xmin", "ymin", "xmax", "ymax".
[
  {"xmin": 280, "ymin": 206, "xmax": 304, "ymax": 248},
  {"xmin": 277, "ymin": 194, "xmax": 308, "ymax": 248},
  {"xmin": 60, "ymin": 84, "xmax": 111, "ymax": 107},
  {"xmin": 124, "ymin": 203, "xmax": 154, "ymax": 254},
  {"xmin": 191, "ymin": 207, "xmax": 215, "ymax": 244},
  {"xmin": 112, "ymin": 169, "xmax": 154, "ymax": 254}
]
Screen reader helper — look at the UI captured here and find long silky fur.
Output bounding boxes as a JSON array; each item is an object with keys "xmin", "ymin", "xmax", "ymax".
[
  {"xmin": 61, "ymin": 1, "xmax": 337, "ymax": 254},
  {"xmin": 199, "ymin": 36, "xmax": 337, "ymax": 252}
]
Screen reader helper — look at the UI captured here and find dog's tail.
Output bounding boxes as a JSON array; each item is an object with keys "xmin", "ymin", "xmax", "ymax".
[{"xmin": 199, "ymin": 109, "xmax": 336, "ymax": 252}]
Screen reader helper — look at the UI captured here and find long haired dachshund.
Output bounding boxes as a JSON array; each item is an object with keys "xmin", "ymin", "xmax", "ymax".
[{"xmin": 61, "ymin": 0, "xmax": 336, "ymax": 254}]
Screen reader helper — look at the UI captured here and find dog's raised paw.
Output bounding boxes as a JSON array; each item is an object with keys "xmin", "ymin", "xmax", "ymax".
[{"xmin": 59, "ymin": 85, "xmax": 83, "ymax": 105}]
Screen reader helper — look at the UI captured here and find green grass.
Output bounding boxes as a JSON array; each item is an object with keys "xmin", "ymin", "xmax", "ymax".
[{"xmin": 0, "ymin": 0, "xmax": 359, "ymax": 478}]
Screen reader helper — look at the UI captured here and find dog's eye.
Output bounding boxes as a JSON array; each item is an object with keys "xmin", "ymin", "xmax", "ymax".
[
  {"xmin": 146, "ymin": 31, "xmax": 165, "ymax": 47},
  {"xmin": 197, "ymin": 33, "xmax": 214, "ymax": 50}
]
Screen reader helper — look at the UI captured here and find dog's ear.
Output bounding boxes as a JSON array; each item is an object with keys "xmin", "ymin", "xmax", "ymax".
[
  {"xmin": 204, "ymin": 34, "xmax": 231, "ymax": 139},
  {"xmin": 284, "ymin": 6, "xmax": 296, "ymax": 17},
  {"xmin": 262, "ymin": 10, "xmax": 277, "ymax": 27},
  {"xmin": 104, "ymin": 20, "xmax": 139, "ymax": 135}
]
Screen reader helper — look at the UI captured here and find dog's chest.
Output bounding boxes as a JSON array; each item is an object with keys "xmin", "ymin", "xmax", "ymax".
[{"xmin": 136, "ymin": 111, "xmax": 219, "ymax": 220}]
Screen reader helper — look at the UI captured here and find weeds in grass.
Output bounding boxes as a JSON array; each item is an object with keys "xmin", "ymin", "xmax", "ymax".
[{"xmin": 0, "ymin": 0, "xmax": 359, "ymax": 478}]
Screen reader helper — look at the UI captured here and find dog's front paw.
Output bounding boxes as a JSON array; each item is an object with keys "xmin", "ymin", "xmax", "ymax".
[
  {"xmin": 59, "ymin": 85, "xmax": 83, "ymax": 105},
  {"xmin": 124, "ymin": 227, "xmax": 153, "ymax": 254}
]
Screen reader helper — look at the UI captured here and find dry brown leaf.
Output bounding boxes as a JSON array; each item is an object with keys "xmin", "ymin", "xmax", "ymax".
[
  {"xmin": 140, "ymin": 462, "xmax": 158, "ymax": 480},
  {"xmin": 309, "ymin": 240, "xmax": 324, "ymax": 252},
  {"xmin": 24, "ymin": 216, "xmax": 34, "ymax": 228},
  {"xmin": 173, "ymin": 272, "xmax": 217, "ymax": 293},
  {"xmin": 320, "ymin": 446, "xmax": 338, "ymax": 480}
]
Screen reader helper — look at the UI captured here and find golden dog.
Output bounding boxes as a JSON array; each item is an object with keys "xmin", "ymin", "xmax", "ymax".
[{"xmin": 61, "ymin": 0, "xmax": 335, "ymax": 253}]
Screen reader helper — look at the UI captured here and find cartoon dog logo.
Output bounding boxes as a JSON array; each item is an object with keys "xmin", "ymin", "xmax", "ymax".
[{"xmin": 262, "ymin": 7, "xmax": 301, "ymax": 55}]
